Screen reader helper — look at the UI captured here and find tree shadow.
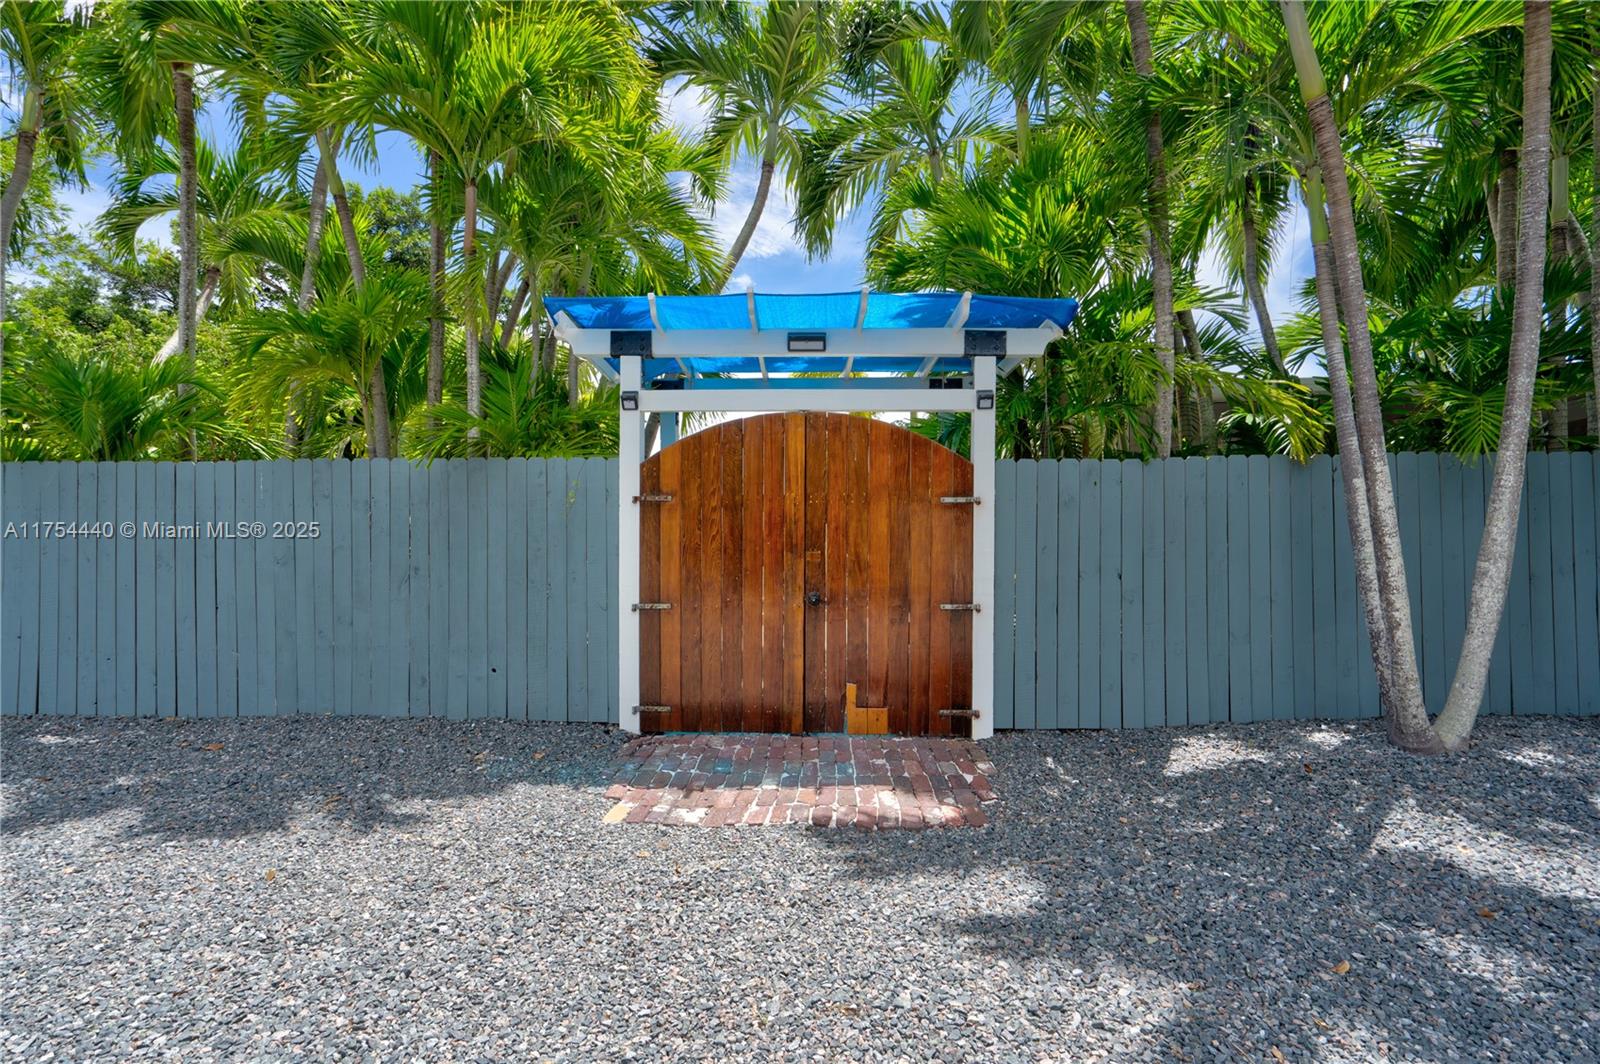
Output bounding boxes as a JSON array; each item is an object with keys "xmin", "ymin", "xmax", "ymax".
[
  {"xmin": 1, "ymin": 716, "xmax": 627, "ymax": 842},
  {"xmin": 809, "ymin": 717, "xmax": 1600, "ymax": 1061}
]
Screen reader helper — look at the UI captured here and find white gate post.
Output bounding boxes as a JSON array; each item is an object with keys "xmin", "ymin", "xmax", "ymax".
[
  {"xmin": 971, "ymin": 357, "xmax": 997, "ymax": 740},
  {"xmin": 618, "ymin": 356, "xmax": 643, "ymax": 733}
]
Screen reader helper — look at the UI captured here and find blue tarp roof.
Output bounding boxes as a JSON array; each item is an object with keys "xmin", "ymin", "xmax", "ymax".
[{"xmin": 545, "ymin": 291, "xmax": 1078, "ymax": 333}]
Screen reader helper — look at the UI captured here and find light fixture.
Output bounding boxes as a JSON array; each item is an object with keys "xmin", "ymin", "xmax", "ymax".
[
  {"xmin": 976, "ymin": 389, "xmax": 995, "ymax": 410},
  {"xmin": 787, "ymin": 331, "xmax": 826, "ymax": 352},
  {"xmin": 620, "ymin": 391, "xmax": 639, "ymax": 411}
]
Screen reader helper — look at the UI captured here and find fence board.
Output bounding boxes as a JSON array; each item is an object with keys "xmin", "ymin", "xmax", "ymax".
[
  {"xmin": 75, "ymin": 463, "xmax": 97, "ymax": 714},
  {"xmin": 445, "ymin": 459, "xmax": 469, "ymax": 720},
  {"xmin": 1205, "ymin": 459, "xmax": 1230, "ymax": 724},
  {"xmin": 1571, "ymin": 453, "xmax": 1599, "ymax": 716},
  {"xmin": 1267, "ymin": 459, "xmax": 1293, "ymax": 721},
  {"xmin": 1246, "ymin": 457, "xmax": 1272, "ymax": 722},
  {"xmin": 1225, "ymin": 457, "xmax": 1251, "ymax": 723},
  {"xmin": 1439, "ymin": 457, "xmax": 1468, "ymax": 708},
  {"xmin": 505, "ymin": 460, "xmax": 528, "ymax": 720},
  {"xmin": 1076, "ymin": 462, "xmax": 1102, "ymax": 730},
  {"xmin": 1183, "ymin": 458, "xmax": 1208, "ymax": 726},
  {"xmin": 193, "ymin": 464, "xmax": 217, "ymax": 716},
  {"xmin": 292, "ymin": 461, "xmax": 316, "ymax": 717},
  {"xmin": 1547, "ymin": 454, "xmax": 1579, "ymax": 715},
  {"xmin": 407, "ymin": 461, "xmax": 431, "ymax": 717},
  {"xmin": 486, "ymin": 459, "xmax": 509, "ymax": 718},
  {"xmin": 369, "ymin": 460, "xmax": 393, "ymax": 716},
  {"xmin": 427, "ymin": 459, "xmax": 450, "ymax": 716},
  {"xmin": 527, "ymin": 461, "xmax": 551, "ymax": 720},
  {"xmin": 993, "ymin": 461, "xmax": 1017, "ymax": 730},
  {"xmin": 1162, "ymin": 460, "xmax": 1185, "ymax": 728},
  {"xmin": 388, "ymin": 460, "xmax": 413, "ymax": 717},
  {"xmin": 564, "ymin": 463, "xmax": 588, "ymax": 721},
  {"xmin": 1054, "ymin": 461, "xmax": 1081, "ymax": 731},
  {"xmin": 3, "ymin": 466, "xmax": 37, "ymax": 714},
  {"xmin": 1329, "ymin": 460, "xmax": 1360, "ymax": 718},
  {"xmin": 1033, "ymin": 464, "xmax": 1058, "ymax": 731},
  {"xmin": 1307, "ymin": 457, "xmax": 1336, "ymax": 719},
  {"xmin": 1525, "ymin": 454, "xmax": 1557, "ymax": 714},
  {"xmin": 544, "ymin": 461, "xmax": 569, "ymax": 720},
  {"xmin": 1099, "ymin": 461, "xmax": 1123, "ymax": 729},
  {"xmin": 1012, "ymin": 461, "xmax": 1038, "ymax": 731},
  {"xmin": 234, "ymin": 463, "xmax": 261, "ymax": 716},
  {"xmin": 330, "ymin": 461, "xmax": 353, "ymax": 715},
  {"xmin": 606, "ymin": 459, "xmax": 621, "ymax": 721},
  {"xmin": 585, "ymin": 459, "xmax": 609, "ymax": 722},
  {"xmin": 312, "ymin": 461, "xmax": 335, "ymax": 715},
  {"xmin": 1140, "ymin": 463, "xmax": 1164, "ymax": 731},
  {"xmin": 212, "ymin": 463, "xmax": 237, "ymax": 717}
]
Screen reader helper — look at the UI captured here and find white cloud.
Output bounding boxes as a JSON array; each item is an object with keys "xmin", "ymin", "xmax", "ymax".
[
  {"xmin": 659, "ymin": 77, "xmax": 713, "ymax": 139},
  {"xmin": 725, "ymin": 272, "xmax": 754, "ymax": 293}
]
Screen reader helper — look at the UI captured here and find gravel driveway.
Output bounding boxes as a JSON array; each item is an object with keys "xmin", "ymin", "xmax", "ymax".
[{"xmin": 3, "ymin": 714, "xmax": 1597, "ymax": 1062}]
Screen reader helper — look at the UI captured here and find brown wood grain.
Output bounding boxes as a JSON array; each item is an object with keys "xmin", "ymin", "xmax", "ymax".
[
  {"xmin": 657, "ymin": 443, "xmax": 682, "ymax": 733},
  {"xmin": 740, "ymin": 417, "xmax": 765, "ymax": 733},
  {"xmin": 822, "ymin": 416, "xmax": 848, "ymax": 732},
  {"xmin": 928, "ymin": 444, "xmax": 955, "ymax": 736},
  {"xmin": 906, "ymin": 436, "xmax": 934, "ymax": 737},
  {"xmin": 719, "ymin": 422, "xmax": 743, "ymax": 732},
  {"xmin": 783, "ymin": 414, "xmax": 806, "ymax": 734},
  {"xmin": 639, "ymin": 450, "xmax": 662, "ymax": 733},
  {"xmin": 803, "ymin": 413, "xmax": 829, "ymax": 732}
]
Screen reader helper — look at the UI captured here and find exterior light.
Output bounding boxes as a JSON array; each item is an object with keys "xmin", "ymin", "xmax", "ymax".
[
  {"xmin": 621, "ymin": 391, "xmax": 639, "ymax": 411},
  {"xmin": 787, "ymin": 332, "xmax": 826, "ymax": 352},
  {"xmin": 976, "ymin": 389, "xmax": 995, "ymax": 410}
]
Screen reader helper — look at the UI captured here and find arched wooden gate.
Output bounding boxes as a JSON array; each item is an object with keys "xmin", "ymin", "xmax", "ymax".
[{"xmin": 638, "ymin": 412, "xmax": 973, "ymax": 736}]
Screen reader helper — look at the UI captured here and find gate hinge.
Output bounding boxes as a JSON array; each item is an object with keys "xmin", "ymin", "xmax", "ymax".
[
  {"xmin": 633, "ymin": 493, "xmax": 674, "ymax": 503},
  {"xmin": 939, "ymin": 602, "xmax": 981, "ymax": 612},
  {"xmin": 634, "ymin": 705, "xmax": 672, "ymax": 714},
  {"xmin": 632, "ymin": 602, "xmax": 673, "ymax": 611},
  {"xmin": 939, "ymin": 495, "xmax": 981, "ymax": 505},
  {"xmin": 938, "ymin": 708, "xmax": 980, "ymax": 718}
]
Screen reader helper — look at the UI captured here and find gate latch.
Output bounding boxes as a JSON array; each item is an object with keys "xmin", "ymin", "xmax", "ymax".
[
  {"xmin": 632, "ymin": 602, "xmax": 673, "ymax": 611},
  {"xmin": 938, "ymin": 708, "xmax": 980, "ymax": 718},
  {"xmin": 634, "ymin": 705, "xmax": 671, "ymax": 714},
  {"xmin": 939, "ymin": 495, "xmax": 981, "ymax": 504},
  {"xmin": 633, "ymin": 493, "xmax": 673, "ymax": 503},
  {"xmin": 939, "ymin": 602, "xmax": 981, "ymax": 612}
]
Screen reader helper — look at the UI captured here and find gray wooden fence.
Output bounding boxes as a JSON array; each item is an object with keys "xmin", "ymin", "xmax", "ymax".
[
  {"xmin": 1, "ymin": 458, "xmax": 619, "ymax": 721},
  {"xmin": 5, "ymin": 452, "xmax": 1596, "ymax": 726},
  {"xmin": 994, "ymin": 452, "xmax": 1600, "ymax": 728}
]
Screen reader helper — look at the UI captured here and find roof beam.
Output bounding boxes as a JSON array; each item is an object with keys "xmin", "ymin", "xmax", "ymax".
[
  {"xmin": 855, "ymin": 286, "xmax": 869, "ymax": 329},
  {"xmin": 946, "ymin": 291, "xmax": 972, "ymax": 329},
  {"xmin": 561, "ymin": 326, "xmax": 1062, "ymax": 360}
]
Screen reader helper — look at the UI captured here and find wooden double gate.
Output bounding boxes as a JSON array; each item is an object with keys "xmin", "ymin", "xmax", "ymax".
[{"xmin": 638, "ymin": 412, "xmax": 974, "ymax": 736}]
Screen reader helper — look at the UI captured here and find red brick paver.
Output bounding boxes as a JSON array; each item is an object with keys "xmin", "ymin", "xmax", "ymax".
[{"xmin": 602, "ymin": 735, "xmax": 998, "ymax": 830}]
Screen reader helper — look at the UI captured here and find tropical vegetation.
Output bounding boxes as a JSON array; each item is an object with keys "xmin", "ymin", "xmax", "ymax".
[{"xmin": 2, "ymin": 0, "xmax": 1596, "ymax": 751}]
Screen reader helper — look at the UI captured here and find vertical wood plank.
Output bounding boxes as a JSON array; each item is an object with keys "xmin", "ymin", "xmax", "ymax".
[
  {"xmin": 1034, "ymin": 460, "xmax": 1060, "ymax": 731},
  {"xmin": 1439, "ymin": 455, "xmax": 1468, "ymax": 708},
  {"xmin": 76, "ymin": 462, "xmax": 98, "ymax": 714},
  {"xmin": 1329, "ymin": 458, "xmax": 1362, "ymax": 718},
  {"xmin": 293, "ymin": 461, "xmax": 316, "ymax": 715},
  {"xmin": 1244, "ymin": 457, "xmax": 1272, "ymax": 721},
  {"xmin": 233, "ymin": 462, "xmax": 260, "ymax": 716},
  {"xmin": 330, "ymin": 461, "xmax": 354, "ymax": 715},
  {"xmin": 1224, "ymin": 457, "xmax": 1250, "ymax": 723},
  {"xmin": 1012, "ymin": 460, "xmax": 1039, "ymax": 730},
  {"xmin": 992, "ymin": 461, "xmax": 1017, "ymax": 729},
  {"xmin": 657, "ymin": 446, "xmax": 682, "ymax": 731},
  {"xmin": 427, "ymin": 459, "xmax": 450, "ymax": 716},
  {"xmin": 1204, "ymin": 458, "xmax": 1230, "ymax": 722},
  {"xmin": 1160, "ymin": 459, "xmax": 1186, "ymax": 728},
  {"xmin": 1546, "ymin": 453, "xmax": 1579, "ymax": 715},
  {"xmin": 1098, "ymin": 460, "xmax": 1123, "ymax": 728},
  {"xmin": 1056, "ymin": 460, "xmax": 1082, "ymax": 731},
  {"xmin": 783, "ymin": 416, "xmax": 806, "ymax": 733},
  {"xmin": 1416, "ymin": 452, "xmax": 1444, "ymax": 712},
  {"xmin": 1569, "ymin": 453, "xmax": 1599, "ymax": 716},
  {"xmin": 1394, "ymin": 452, "xmax": 1424, "ymax": 714},
  {"xmin": 504, "ymin": 459, "xmax": 528, "ymax": 720},
  {"xmin": 1306, "ymin": 457, "xmax": 1336, "ymax": 719},
  {"xmin": 348, "ymin": 460, "xmax": 373, "ymax": 716},
  {"xmin": 270, "ymin": 460, "xmax": 297, "ymax": 714},
  {"xmin": 171, "ymin": 464, "xmax": 195, "ymax": 716},
  {"xmin": 1141, "ymin": 461, "xmax": 1164, "ymax": 730},
  {"xmin": 3, "ymin": 465, "xmax": 40, "ymax": 714},
  {"xmin": 1525, "ymin": 453, "xmax": 1557, "ymax": 714},
  {"xmin": 407, "ymin": 461, "xmax": 431, "ymax": 717},
  {"xmin": 586, "ymin": 459, "xmax": 610, "ymax": 723},
  {"xmin": 192, "ymin": 464, "xmax": 216, "ymax": 716},
  {"xmin": 527, "ymin": 461, "xmax": 551, "ymax": 720},
  {"xmin": 211, "ymin": 464, "xmax": 237, "ymax": 717},
  {"xmin": 96, "ymin": 463, "xmax": 119, "ymax": 714},
  {"xmin": 366, "ymin": 459, "xmax": 392, "ymax": 715},
  {"xmin": 388, "ymin": 460, "xmax": 413, "ymax": 716},
  {"xmin": 607, "ymin": 458, "xmax": 620, "ymax": 722},
  {"xmin": 154, "ymin": 461, "xmax": 176, "ymax": 716},
  {"xmin": 1183, "ymin": 458, "xmax": 1209, "ymax": 725},
  {"xmin": 548, "ymin": 460, "xmax": 574, "ymax": 721},
  {"xmin": 565, "ymin": 460, "xmax": 591, "ymax": 722},
  {"xmin": 486, "ymin": 458, "xmax": 509, "ymax": 718},
  {"xmin": 825, "ymin": 420, "xmax": 852, "ymax": 733},
  {"xmin": 35, "ymin": 465, "xmax": 61, "ymax": 714},
  {"xmin": 312, "ymin": 461, "xmax": 335, "ymax": 715},
  {"xmin": 696, "ymin": 437, "xmax": 724, "ymax": 730},
  {"xmin": 1476, "ymin": 459, "xmax": 1512, "ymax": 714},
  {"xmin": 1076, "ymin": 462, "xmax": 1102, "ymax": 730},
  {"xmin": 1506, "ymin": 459, "xmax": 1533, "ymax": 713},
  {"xmin": 115, "ymin": 463, "xmax": 137, "ymax": 717},
  {"xmin": 1267, "ymin": 458, "xmax": 1294, "ymax": 721},
  {"xmin": 445, "ymin": 458, "xmax": 470, "ymax": 719},
  {"xmin": 1119, "ymin": 461, "xmax": 1144, "ymax": 729}
]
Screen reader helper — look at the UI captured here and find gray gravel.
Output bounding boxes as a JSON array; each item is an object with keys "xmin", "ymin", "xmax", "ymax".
[{"xmin": 3, "ymin": 714, "xmax": 1598, "ymax": 1063}]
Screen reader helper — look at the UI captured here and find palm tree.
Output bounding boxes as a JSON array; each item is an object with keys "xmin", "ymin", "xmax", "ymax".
[
  {"xmin": 1123, "ymin": 0, "xmax": 1174, "ymax": 456},
  {"xmin": 335, "ymin": 0, "xmax": 640, "ymax": 422},
  {"xmin": 648, "ymin": 0, "xmax": 835, "ymax": 287},
  {"xmin": 0, "ymin": 0, "xmax": 90, "ymax": 257}
]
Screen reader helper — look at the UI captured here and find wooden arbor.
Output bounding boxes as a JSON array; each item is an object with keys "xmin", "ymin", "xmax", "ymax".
[{"xmin": 545, "ymin": 288, "xmax": 1079, "ymax": 739}]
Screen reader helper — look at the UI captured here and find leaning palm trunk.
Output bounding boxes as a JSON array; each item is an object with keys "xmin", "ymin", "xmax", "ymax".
[
  {"xmin": 719, "ymin": 155, "xmax": 775, "ymax": 289},
  {"xmin": 286, "ymin": 140, "xmax": 332, "ymax": 450},
  {"xmin": 1125, "ymin": 0, "xmax": 1175, "ymax": 456},
  {"xmin": 0, "ymin": 85, "xmax": 41, "ymax": 259},
  {"xmin": 1281, "ymin": 0, "xmax": 1436, "ymax": 751},
  {"xmin": 1303, "ymin": 164, "xmax": 1393, "ymax": 694},
  {"xmin": 1434, "ymin": 0, "xmax": 1554, "ymax": 750},
  {"xmin": 318, "ymin": 131, "xmax": 391, "ymax": 459},
  {"xmin": 1592, "ymin": 32, "xmax": 1600, "ymax": 425},
  {"xmin": 1241, "ymin": 179, "xmax": 1286, "ymax": 374},
  {"xmin": 1496, "ymin": 149, "xmax": 1518, "ymax": 292},
  {"xmin": 154, "ymin": 266, "xmax": 220, "ymax": 362},
  {"xmin": 426, "ymin": 151, "xmax": 446, "ymax": 414},
  {"xmin": 500, "ymin": 278, "xmax": 530, "ymax": 350}
]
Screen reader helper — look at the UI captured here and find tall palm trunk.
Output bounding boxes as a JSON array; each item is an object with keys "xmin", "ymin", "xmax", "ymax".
[
  {"xmin": 1435, "ymin": 0, "xmax": 1553, "ymax": 750},
  {"xmin": 1303, "ymin": 164, "xmax": 1393, "ymax": 696},
  {"xmin": 1281, "ymin": 0, "xmax": 1436, "ymax": 751},
  {"xmin": 1125, "ymin": 0, "xmax": 1175, "ymax": 456},
  {"xmin": 1592, "ymin": 33, "xmax": 1600, "ymax": 427},
  {"xmin": 463, "ymin": 175, "xmax": 482, "ymax": 431},
  {"xmin": 500, "ymin": 277, "xmax": 530, "ymax": 350},
  {"xmin": 1496, "ymin": 148, "xmax": 1518, "ymax": 291},
  {"xmin": 426, "ymin": 151, "xmax": 446, "ymax": 414},
  {"xmin": 720, "ymin": 156, "xmax": 775, "ymax": 288},
  {"xmin": 286, "ymin": 140, "xmax": 332, "ymax": 450},
  {"xmin": 154, "ymin": 266, "xmax": 220, "ymax": 362},
  {"xmin": 318, "ymin": 130, "xmax": 391, "ymax": 458},
  {"xmin": 0, "ymin": 85, "xmax": 41, "ymax": 256},
  {"xmin": 172, "ymin": 64, "xmax": 198, "ymax": 364},
  {"xmin": 1013, "ymin": 94, "xmax": 1030, "ymax": 162},
  {"xmin": 1241, "ymin": 176, "xmax": 1286, "ymax": 374},
  {"xmin": 1547, "ymin": 151, "xmax": 1570, "ymax": 447}
]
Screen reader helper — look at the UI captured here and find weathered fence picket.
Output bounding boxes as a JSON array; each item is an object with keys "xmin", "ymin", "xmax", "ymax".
[{"xmin": 2, "ymin": 453, "xmax": 1595, "ymax": 725}]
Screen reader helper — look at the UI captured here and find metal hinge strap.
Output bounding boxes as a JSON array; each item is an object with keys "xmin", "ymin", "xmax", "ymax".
[
  {"xmin": 633, "ymin": 494, "xmax": 673, "ymax": 503},
  {"xmin": 938, "ymin": 708, "xmax": 980, "ymax": 718},
  {"xmin": 939, "ymin": 603, "xmax": 981, "ymax": 612},
  {"xmin": 632, "ymin": 602, "xmax": 673, "ymax": 611},
  {"xmin": 634, "ymin": 705, "xmax": 672, "ymax": 714},
  {"xmin": 939, "ymin": 495, "xmax": 981, "ymax": 505}
]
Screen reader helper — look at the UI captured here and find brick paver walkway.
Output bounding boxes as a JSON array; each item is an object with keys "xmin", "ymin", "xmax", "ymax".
[{"xmin": 602, "ymin": 734, "xmax": 998, "ymax": 829}]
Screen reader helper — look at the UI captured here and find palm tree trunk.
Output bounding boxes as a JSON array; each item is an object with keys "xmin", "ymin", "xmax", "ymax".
[
  {"xmin": 1282, "ymin": 0, "xmax": 1437, "ymax": 752},
  {"xmin": 500, "ymin": 277, "xmax": 530, "ymax": 350},
  {"xmin": 319, "ymin": 132, "xmax": 390, "ymax": 459},
  {"xmin": 0, "ymin": 86, "xmax": 41, "ymax": 257},
  {"xmin": 1241, "ymin": 178, "xmax": 1286, "ymax": 374},
  {"xmin": 1125, "ymin": 0, "xmax": 1175, "ymax": 457},
  {"xmin": 1496, "ymin": 148, "xmax": 1518, "ymax": 292},
  {"xmin": 1592, "ymin": 32, "xmax": 1600, "ymax": 428},
  {"xmin": 1013, "ymin": 94, "xmax": 1030, "ymax": 162},
  {"xmin": 286, "ymin": 138, "xmax": 332, "ymax": 451},
  {"xmin": 463, "ymin": 175, "xmax": 482, "ymax": 430},
  {"xmin": 154, "ymin": 266, "xmax": 220, "ymax": 362},
  {"xmin": 719, "ymin": 157, "xmax": 775, "ymax": 288},
  {"xmin": 1303, "ymin": 163, "xmax": 1393, "ymax": 698},
  {"xmin": 172, "ymin": 63, "xmax": 199, "ymax": 380},
  {"xmin": 1434, "ymin": 0, "xmax": 1553, "ymax": 750},
  {"xmin": 426, "ymin": 151, "xmax": 446, "ymax": 413},
  {"xmin": 1548, "ymin": 151, "xmax": 1570, "ymax": 448}
]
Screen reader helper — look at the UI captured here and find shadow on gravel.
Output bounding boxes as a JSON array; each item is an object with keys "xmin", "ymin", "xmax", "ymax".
[
  {"xmin": 0, "ymin": 717, "xmax": 625, "ymax": 842},
  {"xmin": 811, "ymin": 717, "xmax": 1600, "ymax": 1061}
]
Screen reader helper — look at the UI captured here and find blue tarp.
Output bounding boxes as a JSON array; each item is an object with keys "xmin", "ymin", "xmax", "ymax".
[{"xmin": 545, "ymin": 291, "xmax": 1078, "ymax": 333}]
